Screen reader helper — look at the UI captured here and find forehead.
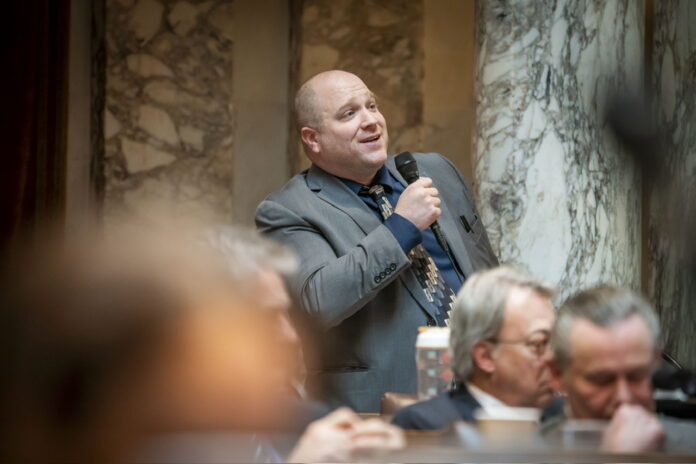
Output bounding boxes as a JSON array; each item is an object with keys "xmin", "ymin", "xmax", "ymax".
[
  {"xmin": 567, "ymin": 315, "xmax": 655, "ymax": 370},
  {"xmin": 314, "ymin": 75, "xmax": 374, "ymax": 112},
  {"xmin": 500, "ymin": 287, "xmax": 555, "ymax": 336}
]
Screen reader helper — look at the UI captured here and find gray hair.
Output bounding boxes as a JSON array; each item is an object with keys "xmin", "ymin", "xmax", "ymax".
[
  {"xmin": 202, "ymin": 226, "xmax": 298, "ymax": 283},
  {"xmin": 551, "ymin": 285, "xmax": 661, "ymax": 371},
  {"xmin": 450, "ymin": 266, "xmax": 555, "ymax": 381}
]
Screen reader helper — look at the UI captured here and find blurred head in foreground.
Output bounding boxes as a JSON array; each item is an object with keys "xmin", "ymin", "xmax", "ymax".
[
  {"xmin": 0, "ymin": 229, "xmax": 289, "ymax": 462},
  {"xmin": 550, "ymin": 285, "xmax": 661, "ymax": 419},
  {"xmin": 450, "ymin": 266, "xmax": 556, "ymax": 408},
  {"xmin": 202, "ymin": 226, "xmax": 304, "ymax": 395}
]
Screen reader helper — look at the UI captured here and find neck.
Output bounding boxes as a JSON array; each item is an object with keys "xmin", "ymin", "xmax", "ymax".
[
  {"xmin": 344, "ymin": 168, "xmax": 379, "ymax": 186},
  {"xmin": 468, "ymin": 374, "xmax": 496, "ymax": 398},
  {"xmin": 311, "ymin": 160, "xmax": 381, "ymax": 186}
]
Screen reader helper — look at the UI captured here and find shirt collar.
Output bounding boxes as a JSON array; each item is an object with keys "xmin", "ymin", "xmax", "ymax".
[
  {"xmin": 339, "ymin": 165, "xmax": 398, "ymax": 196},
  {"xmin": 466, "ymin": 382, "xmax": 509, "ymax": 410},
  {"xmin": 465, "ymin": 382, "xmax": 542, "ymax": 421}
]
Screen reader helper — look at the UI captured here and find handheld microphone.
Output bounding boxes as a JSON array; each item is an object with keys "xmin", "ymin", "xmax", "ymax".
[{"xmin": 394, "ymin": 152, "xmax": 451, "ymax": 257}]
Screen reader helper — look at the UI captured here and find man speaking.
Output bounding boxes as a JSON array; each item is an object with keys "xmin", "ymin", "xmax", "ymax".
[{"xmin": 256, "ymin": 70, "xmax": 498, "ymax": 412}]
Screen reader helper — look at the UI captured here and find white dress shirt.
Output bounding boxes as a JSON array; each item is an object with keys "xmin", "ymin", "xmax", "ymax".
[{"xmin": 466, "ymin": 382, "xmax": 541, "ymax": 421}]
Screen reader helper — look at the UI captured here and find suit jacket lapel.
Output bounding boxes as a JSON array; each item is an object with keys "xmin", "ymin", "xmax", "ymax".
[
  {"xmin": 452, "ymin": 384, "xmax": 482, "ymax": 421},
  {"xmin": 306, "ymin": 164, "xmax": 381, "ymax": 234}
]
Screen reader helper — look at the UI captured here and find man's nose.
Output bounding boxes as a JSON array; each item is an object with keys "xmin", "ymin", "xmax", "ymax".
[
  {"xmin": 360, "ymin": 109, "xmax": 379, "ymax": 127},
  {"xmin": 615, "ymin": 377, "xmax": 633, "ymax": 405},
  {"xmin": 538, "ymin": 349, "xmax": 553, "ymax": 372}
]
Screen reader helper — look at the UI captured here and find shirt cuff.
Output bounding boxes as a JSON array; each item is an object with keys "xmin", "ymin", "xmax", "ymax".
[{"xmin": 384, "ymin": 213, "xmax": 422, "ymax": 253}]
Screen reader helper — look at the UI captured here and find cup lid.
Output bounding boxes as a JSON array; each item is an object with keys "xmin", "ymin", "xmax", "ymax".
[{"xmin": 416, "ymin": 327, "xmax": 450, "ymax": 347}]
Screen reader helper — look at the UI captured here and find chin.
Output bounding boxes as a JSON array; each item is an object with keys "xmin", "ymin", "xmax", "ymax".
[
  {"xmin": 536, "ymin": 389, "xmax": 556, "ymax": 408},
  {"xmin": 369, "ymin": 149, "xmax": 388, "ymax": 164}
]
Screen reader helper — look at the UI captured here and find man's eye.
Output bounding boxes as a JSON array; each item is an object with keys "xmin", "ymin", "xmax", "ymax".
[
  {"xmin": 526, "ymin": 338, "xmax": 549, "ymax": 355},
  {"xmin": 533, "ymin": 340, "xmax": 547, "ymax": 351},
  {"xmin": 343, "ymin": 110, "xmax": 355, "ymax": 118},
  {"xmin": 586, "ymin": 374, "xmax": 615, "ymax": 386},
  {"xmin": 627, "ymin": 369, "xmax": 651, "ymax": 383},
  {"xmin": 368, "ymin": 103, "xmax": 378, "ymax": 110}
]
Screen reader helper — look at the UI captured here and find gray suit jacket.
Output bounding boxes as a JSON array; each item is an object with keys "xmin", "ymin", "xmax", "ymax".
[{"xmin": 255, "ymin": 153, "xmax": 498, "ymax": 412}]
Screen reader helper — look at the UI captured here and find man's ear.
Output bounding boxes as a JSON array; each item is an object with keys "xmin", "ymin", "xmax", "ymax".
[
  {"xmin": 300, "ymin": 127, "xmax": 320, "ymax": 154},
  {"xmin": 547, "ymin": 357, "xmax": 566, "ymax": 394},
  {"xmin": 472, "ymin": 340, "xmax": 496, "ymax": 374}
]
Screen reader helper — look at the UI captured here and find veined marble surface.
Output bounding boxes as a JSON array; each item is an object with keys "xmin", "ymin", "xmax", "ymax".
[
  {"xmin": 648, "ymin": 0, "xmax": 696, "ymax": 368},
  {"xmin": 103, "ymin": 0, "xmax": 234, "ymax": 228},
  {"xmin": 475, "ymin": 0, "xmax": 643, "ymax": 301}
]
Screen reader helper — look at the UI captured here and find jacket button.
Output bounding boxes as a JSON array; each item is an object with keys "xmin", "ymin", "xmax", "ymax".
[
  {"xmin": 379, "ymin": 271, "xmax": 386, "ymax": 279},
  {"xmin": 374, "ymin": 276, "xmax": 382, "ymax": 284},
  {"xmin": 385, "ymin": 267, "xmax": 392, "ymax": 275},
  {"xmin": 390, "ymin": 263, "xmax": 397, "ymax": 271},
  {"xmin": 427, "ymin": 318, "xmax": 436, "ymax": 326}
]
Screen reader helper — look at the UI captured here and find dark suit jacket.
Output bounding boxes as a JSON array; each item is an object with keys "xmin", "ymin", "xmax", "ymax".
[
  {"xmin": 255, "ymin": 153, "xmax": 498, "ymax": 412},
  {"xmin": 392, "ymin": 385, "xmax": 566, "ymax": 430},
  {"xmin": 392, "ymin": 385, "xmax": 481, "ymax": 430}
]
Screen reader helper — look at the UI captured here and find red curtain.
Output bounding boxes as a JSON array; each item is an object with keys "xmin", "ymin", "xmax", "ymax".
[{"xmin": 1, "ymin": 2, "xmax": 71, "ymax": 253}]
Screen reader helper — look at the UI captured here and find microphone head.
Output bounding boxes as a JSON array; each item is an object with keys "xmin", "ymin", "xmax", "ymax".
[{"xmin": 395, "ymin": 152, "xmax": 419, "ymax": 184}]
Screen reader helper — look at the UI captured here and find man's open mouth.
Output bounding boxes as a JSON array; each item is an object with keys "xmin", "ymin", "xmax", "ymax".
[{"xmin": 360, "ymin": 134, "xmax": 381, "ymax": 143}]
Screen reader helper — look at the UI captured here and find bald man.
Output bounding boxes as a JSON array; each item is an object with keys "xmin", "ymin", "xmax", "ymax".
[{"xmin": 256, "ymin": 70, "xmax": 497, "ymax": 412}]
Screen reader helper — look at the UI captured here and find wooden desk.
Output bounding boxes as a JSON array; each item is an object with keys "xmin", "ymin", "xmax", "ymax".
[
  {"xmin": 365, "ymin": 420, "xmax": 696, "ymax": 463},
  {"xmin": 380, "ymin": 446, "xmax": 696, "ymax": 463}
]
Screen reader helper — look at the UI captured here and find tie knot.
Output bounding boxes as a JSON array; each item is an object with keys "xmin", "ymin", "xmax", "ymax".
[{"xmin": 368, "ymin": 184, "xmax": 386, "ymax": 197}]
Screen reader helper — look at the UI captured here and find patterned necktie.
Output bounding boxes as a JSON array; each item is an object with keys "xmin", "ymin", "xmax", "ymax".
[{"xmin": 368, "ymin": 184, "xmax": 456, "ymax": 325}]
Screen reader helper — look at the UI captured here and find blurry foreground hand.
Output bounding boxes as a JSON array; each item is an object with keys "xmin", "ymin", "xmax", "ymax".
[
  {"xmin": 600, "ymin": 404, "xmax": 665, "ymax": 452},
  {"xmin": 288, "ymin": 407, "xmax": 405, "ymax": 462}
]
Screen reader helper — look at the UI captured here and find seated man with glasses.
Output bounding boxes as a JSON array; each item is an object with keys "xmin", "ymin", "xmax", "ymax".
[{"xmin": 392, "ymin": 266, "xmax": 562, "ymax": 430}]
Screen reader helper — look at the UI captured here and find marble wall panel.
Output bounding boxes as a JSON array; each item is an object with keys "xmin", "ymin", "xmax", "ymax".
[
  {"xmin": 292, "ymin": 0, "xmax": 424, "ymax": 172},
  {"xmin": 649, "ymin": 0, "xmax": 696, "ymax": 367},
  {"xmin": 475, "ymin": 0, "xmax": 643, "ymax": 301},
  {"xmin": 104, "ymin": 0, "xmax": 234, "ymax": 227}
]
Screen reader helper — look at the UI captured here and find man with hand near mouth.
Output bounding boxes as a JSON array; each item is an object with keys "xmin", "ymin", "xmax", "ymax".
[
  {"xmin": 256, "ymin": 70, "xmax": 497, "ymax": 412},
  {"xmin": 547, "ymin": 285, "xmax": 696, "ymax": 454}
]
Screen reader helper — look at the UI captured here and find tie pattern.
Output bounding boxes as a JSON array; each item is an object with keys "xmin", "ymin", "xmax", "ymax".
[{"xmin": 368, "ymin": 185, "xmax": 456, "ymax": 325}]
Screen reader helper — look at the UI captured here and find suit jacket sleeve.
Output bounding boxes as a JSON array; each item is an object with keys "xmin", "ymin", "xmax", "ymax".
[{"xmin": 256, "ymin": 198, "xmax": 413, "ymax": 330}]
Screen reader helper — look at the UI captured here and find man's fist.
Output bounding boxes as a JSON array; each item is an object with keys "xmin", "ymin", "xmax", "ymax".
[
  {"xmin": 393, "ymin": 177, "xmax": 441, "ymax": 231},
  {"xmin": 600, "ymin": 404, "xmax": 665, "ymax": 453}
]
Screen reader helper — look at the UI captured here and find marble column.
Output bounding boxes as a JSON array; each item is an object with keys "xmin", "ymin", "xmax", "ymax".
[
  {"xmin": 475, "ymin": 0, "xmax": 643, "ymax": 300},
  {"xmin": 103, "ymin": 0, "xmax": 235, "ymax": 227},
  {"xmin": 648, "ymin": 0, "xmax": 696, "ymax": 368}
]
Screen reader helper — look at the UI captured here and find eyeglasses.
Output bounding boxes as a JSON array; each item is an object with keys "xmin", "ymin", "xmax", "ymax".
[{"xmin": 487, "ymin": 337, "xmax": 550, "ymax": 358}]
